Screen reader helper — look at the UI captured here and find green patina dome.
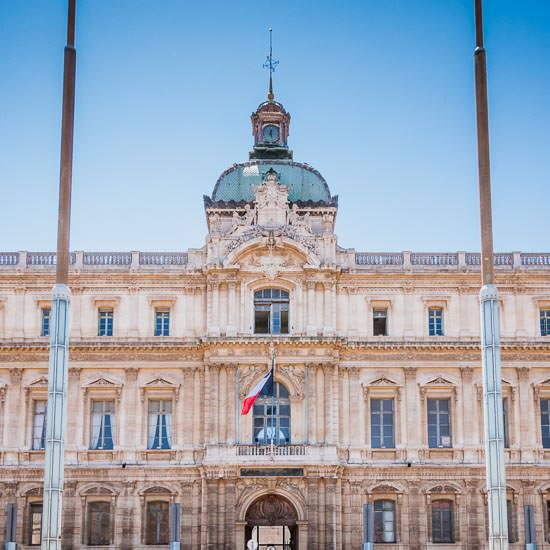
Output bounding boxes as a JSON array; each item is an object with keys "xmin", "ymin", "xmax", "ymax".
[{"xmin": 211, "ymin": 160, "xmax": 335, "ymax": 204}]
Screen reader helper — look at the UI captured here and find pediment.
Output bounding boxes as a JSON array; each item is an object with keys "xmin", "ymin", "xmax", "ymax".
[
  {"xmin": 423, "ymin": 376, "xmax": 455, "ymax": 387},
  {"xmin": 367, "ymin": 376, "xmax": 398, "ymax": 387},
  {"xmin": 536, "ymin": 378, "xmax": 550, "ymax": 387},
  {"xmin": 27, "ymin": 376, "xmax": 48, "ymax": 388},
  {"xmin": 84, "ymin": 377, "xmax": 121, "ymax": 389},
  {"xmin": 143, "ymin": 376, "xmax": 177, "ymax": 388}
]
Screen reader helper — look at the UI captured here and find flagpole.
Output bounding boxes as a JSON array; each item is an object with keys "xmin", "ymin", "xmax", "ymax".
[
  {"xmin": 473, "ymin": 1, "xmax": 508, "ymax": 548},
  {"xmin": 270, "ymin": 347, "xmax": 275, "ymax": 452},
  {"xmin": 42, "ymin": 1, "xmax": 76, "ymax": 548}
]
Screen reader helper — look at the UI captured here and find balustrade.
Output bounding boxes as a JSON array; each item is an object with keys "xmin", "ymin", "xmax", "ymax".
[
  {"xmin": 355, "ymin": 253, "xmax": 403, "ymax": 265},
  {"xmin": 0, "ymin": 253, "xmax": 19, "ymax": 265},
  {"xmin": 521, "ymin": 253, "xmax": 550, "ymax": 266},
  {"xmin": 411, "ymin": 253, "xmax": 458, "ymax": 266},
  {"xmin": 139, "ymin": 252, "xmax": 188, "ymax": 265},
  {"xmin": 83, "ymin": 252, "xmax": 132, "ymax": 265}
]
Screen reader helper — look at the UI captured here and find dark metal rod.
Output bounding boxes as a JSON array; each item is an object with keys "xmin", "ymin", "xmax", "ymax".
[
  {"xmin": 56, "ymin": 0, "xmax": 76, "ymax": 284},
  {"xmin": 474, "ymin": 0, "xmax": 495, "ymax": 286}
]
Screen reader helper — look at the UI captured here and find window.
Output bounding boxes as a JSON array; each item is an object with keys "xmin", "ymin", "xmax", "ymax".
[
  {"xmin": 87, "ymin": 502, "xmax": 111, "ymax": 546},
  {"xmin": 90, "ymin": 400, "xmax": 115, "ymax": 450},
  {"xmin": 428, "ymin": 307, "xmax": 444, "ymax": 336},
  {"xmin": 374, "ymin": 500, "xmax": 396, "ymax": 543},
  {"xmin": 254, "ymin": 289, "xmax": 289, "ymax": 334},
  {"xmin": 541, "ymin": 399, "xmax": 550, "ymax": 448},
  {"xmin": 29, "ymin": 502, "xmax": 42, "ymax": 546},
  {"xmin": 146, "ymin": 501, "xmax": 169, "ymax": 545},
  {"xmin": 253, "ymin": 382, "xmax": 290, "ymax": 445},
  {"xmin": 373, "ymin": 309, "xmax": 387, "ymax": 336},
  {"xmin": 98, "ymin": 309, "xmax": 113, "ymax": 336},
  {"xmin": 541, "ymin": 309, "xmax": 550, "ymax": 336},
  {"xmin": 148, "ymin": 400, "xmax": 172, "ymax": 449},
  {"xmin": 503, "ymin": 397, "xmax": 510, "ymax": 448},
  {"xmin": 32, "ymin": 400, "xmax": 47, "ymax": 450},
  {"xmin": 154, "ymin": 309, "xmax": 170, "ymax": 336},
  {"xmin": 41, "ymin": 308, "xmax": 50, "ymax": 337},
  {"xmin": 371, "ymin": 398, "xmax": 395, "ymax": 448},
  {"xmin": 547, "ymin": 501, "xmax": 550, "ymax": 543},
  {"xmin": 432, "ymin": 500, "xmax": 454, "ymax": 543},
  {"xmin": 507, "ymin": 500, "xmax": 517, "ymax": 543},
  {"xmin": 428, "ymin": 398, "xmax": 452, "ymax": 448}
]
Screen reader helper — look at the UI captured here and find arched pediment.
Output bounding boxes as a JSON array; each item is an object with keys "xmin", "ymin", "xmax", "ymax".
[
  {"xmin": 223, "ymin": 237, "xmax": 320, "ymax": 271},
  {"xmin": 140, "ymin": 484, "xmax": 177, "ymax": 496},
  {"xmin": 79, "ymin": 485, "xmax": 119, "ymax": 497}
]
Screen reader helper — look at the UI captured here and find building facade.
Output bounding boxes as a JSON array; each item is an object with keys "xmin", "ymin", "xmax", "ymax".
[{"xmin": 1, "ymin": 95, "xmax": 550, "ymax": 550}]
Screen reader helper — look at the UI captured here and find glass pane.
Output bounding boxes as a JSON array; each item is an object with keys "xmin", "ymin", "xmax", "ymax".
[{"xmin": 254, "ymin": 309, "xmax": 270, "ymax": 334}]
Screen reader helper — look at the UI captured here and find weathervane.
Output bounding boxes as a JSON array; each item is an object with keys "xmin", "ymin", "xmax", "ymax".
[{"xmin": 263, "ymin": 28, "xmax": 279, "ymax": 102}]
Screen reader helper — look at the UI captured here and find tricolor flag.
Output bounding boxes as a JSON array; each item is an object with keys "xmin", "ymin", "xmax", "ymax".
[{"xmin": 241, "ymin": 354, "xmax": 274, "ymax": 415}]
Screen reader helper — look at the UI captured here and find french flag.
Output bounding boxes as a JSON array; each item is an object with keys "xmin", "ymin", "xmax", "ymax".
[{"xmin": 241, "ymin": 362, "xmax": 274, "ymax": 415}]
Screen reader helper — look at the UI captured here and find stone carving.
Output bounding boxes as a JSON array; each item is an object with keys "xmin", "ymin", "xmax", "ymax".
[
  {"xmin": 279, "ymin": 365, "xmax": 305, "ymax": 398},
  {"xmin": 288, "ymin": 204, "xmax": 312, "ymax": 233},
  {"xmin": 368, "ymin": 376, "xmax": 398, "ymax": 386},
  {"xmin": 254, "ymin": 170, "xmax": 289, "ymax": 228},
  {"xmin": 425, "ymin": 376, "xmax": 454, "ymax": 386},
  {"xmin": 239, "ymin": 366, "xmax": 263, "ymax": 399},
  {"xmin": 245, "ymin": 494, "xmax": 297, "ymax": 526},
  {"xmin": 229, "ymin": 205, "xmax": 256, "ymax": 234}
]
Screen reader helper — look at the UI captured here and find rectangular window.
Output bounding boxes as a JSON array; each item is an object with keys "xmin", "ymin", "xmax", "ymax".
[
  {"xmin": 90, "ymin": 400, "xmax": 115, "ymax": 450},
  {"xmin": 427, "ymin": 398, "xmax": 452, "ymax": 448},
  {"xmin": 370, "ymin": 398, "xmax": 395, "ymax": 449},
  {"xmin": 432, "ymin": 500, "xmax": 453, "ymax": 543},
  {"xmin": 154, "ymin": 309, "xmax": 170, "ymax": 336},
  {"xmin": 503, "ymin": 397, "xmax": 510, "ymax": 448},
  {"xmin": 87, "ymin": 501, "xmax": 111, "ymax": 546},
  {"xmin": 98, "ymin": 309, "xmax": 113, "ymax": 336},
  {"xmin": 541, "ymin": 309, "xmax": 550, "ymax": 336},
  {"xmin": 428, "ymin": 307, "xmax": 444, "ymax": 336},
  {"xmin": 29, "ymin": 502, "xmax": 43, "ymax": 546},
  {"xmin": 541, "ymin": 399, "xmax": 550, "ymax": 449},
  {"xmin": 146, "ymin": 501, "xmax": 169, "ymax": 545},
  {"xmin": 148, "ymin": 400, "xmax": 172, "ymax": 449},
  {"xmin": 41, "ymin": 308, "xmax": 50, "ymax": 337},
  {"xmin": 254, "ymin": 289, "xmax": 289, "ymax": 335},
  {"xmin": 32, "ymin": 400, "xmax": 47, "ymax": 450},
  {"xmin": 373, "ymin": 309, "xmax": 387, "ymax": 336},
  {"xmin": 507, "ymin": 500, "xmax": 516, "ymax": 543},
  {"xmin": 374, "ymin": 500, "xmax": 396, "ymax": 543}
]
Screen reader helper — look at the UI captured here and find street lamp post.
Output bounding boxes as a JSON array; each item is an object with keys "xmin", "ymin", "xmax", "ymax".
[
  {"xmin": 41, "ymin": 1, "xmax": 76, "ymax": 548},
  {"xmin": 474, "ymin": 1, "xmax": 509, "ymax": 549}
]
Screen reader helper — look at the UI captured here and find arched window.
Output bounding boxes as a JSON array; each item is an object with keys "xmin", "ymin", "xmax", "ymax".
[
  {"xmin": 253, "ymin": 382, "xmax": 290, "ymax": 444},
  {"xmin": 254, "ymin": 289, "xmax": 289, "ymax": 334},
  {"xmin": 146, "ymin": 501, "xmax": 169, "ymax": 545},
  {"xmin": 374, "ymin": 500, "xmax": 396, "ymax": 543},
  {"xmin": 431, "ymin": 500, "xmax": 454, "ymax": 543}
]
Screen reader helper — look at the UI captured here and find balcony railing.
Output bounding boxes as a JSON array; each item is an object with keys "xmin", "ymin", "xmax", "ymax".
[
  {"xmin": 139, "ymin": 252, "xmax": 188, "ymax": 265},
  {"xmin": 237, "ymin": 444, "xmax": 307, "ymax": 457}
]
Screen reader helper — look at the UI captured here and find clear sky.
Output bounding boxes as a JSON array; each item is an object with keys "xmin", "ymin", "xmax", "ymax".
[{"xmin": 1, "ymin": 0, "xmax": 549, "ymax": 253}]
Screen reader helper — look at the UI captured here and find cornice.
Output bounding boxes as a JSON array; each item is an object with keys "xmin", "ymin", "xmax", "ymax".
[{"xmin": 0, "ymin": 336, "xmax": 548, "ymax": 362}]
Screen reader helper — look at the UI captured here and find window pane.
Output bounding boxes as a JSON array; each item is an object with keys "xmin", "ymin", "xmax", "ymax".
[
  {"xmin": 254, "ymin": 309, "xmax": 270, "ymax": 334},
  {"xmin": 541, "ymin": 399, "xmax": 550, "ymax": 448},
  {"xmin": 146, "ymin": 501, "xmax": 169, "ymax": 545},
  {"xmin": 88, "ymin": 502, "xmax": 111, "ymax": 546},
  {"xmin": 33, "ymin": 400, "xmax": 47, "ymax": 450},
  {"xmin": 373, "ymin": 309, "xmax": 387, "ymax": 336},
  {"xmin": 374, "ymin": 500, "xmax": 395, "ymax": 543},
  {"xmin": 41, "ymin": 309, "xmax": 50, "ymax": 337},
  {"xmin": 29, "ymin": 503, "xmax": 43, "ymax": 546},
  {"xmin": 432, "ymin": 501, "xmax": 453, "ymax": 543}
]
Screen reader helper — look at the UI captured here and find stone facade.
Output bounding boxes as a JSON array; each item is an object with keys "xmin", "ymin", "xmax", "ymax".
[{"xmin": 1, "ymin": 97, "xmax": 550, "ymax": 549}]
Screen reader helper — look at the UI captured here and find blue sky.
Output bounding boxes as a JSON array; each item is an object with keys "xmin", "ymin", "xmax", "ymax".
[{"xmin": 1, "ymin": 0, "xmax": 549, "ymax": 252}]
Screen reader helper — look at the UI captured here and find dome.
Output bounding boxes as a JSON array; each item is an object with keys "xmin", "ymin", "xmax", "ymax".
[{"xmin": 211, "ymin": 160, "xmax": 334, "ymax": 204}]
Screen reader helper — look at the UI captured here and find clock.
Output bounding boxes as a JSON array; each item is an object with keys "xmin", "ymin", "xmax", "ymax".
[{"xmin": 262, "ymin": 124, "xmax": 280, "ymax": 144}]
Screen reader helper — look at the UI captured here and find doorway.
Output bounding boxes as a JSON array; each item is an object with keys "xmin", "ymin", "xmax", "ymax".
[{"xmin": 245, "ymin": 494, "xmax": 298, "ymax": 550}]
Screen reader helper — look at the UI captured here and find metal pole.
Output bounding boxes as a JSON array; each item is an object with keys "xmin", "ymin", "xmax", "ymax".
[
  {"xmin": 169, "ymin": 503, "xmax": 181, "ymax": 550},
  {"xmin": 474, "ymin": 2, "xmax": 508, "ymax": 549},
  {"xmin": 362, "ymin": 503, "xmax": 374, "ymax": 550},
  {"xmin": 42, "ymin": 1, "xmax": 76, "ymax": 548}
]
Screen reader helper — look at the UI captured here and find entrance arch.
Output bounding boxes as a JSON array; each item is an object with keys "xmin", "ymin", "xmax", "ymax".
[{"xmin": 245, "ymin": 494, "xmax": 298, "ymax": 550}]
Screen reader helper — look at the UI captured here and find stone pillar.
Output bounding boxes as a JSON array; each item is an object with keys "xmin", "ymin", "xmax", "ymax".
[
  {"xmin": 349, "ymin": 368, "xmax": 364, "ymax": 461},
  {"xmin": 461, "ymin": 366, "xmax": 477, "ymax": 462},
  {"xmin": 227, "ymin": 282, "xmax": 236, "ymax": 336},
  {"xmin": 193, "ymin": 368, "xmax": 202, "ymax": 448},
  {"xmin": 5, "ymin": 368, "xmax": 23, "ymax": 462},
  {"xmin": 308, "ymin": 364, "xmax": 317, "ymax": 444},
  {"xmin": 517, "ymin": 366, "xmax": 536, "ymax": 462},
  {"xmin": 317, "ymin": 366, "xmax": 325, "ymax": 444},
  {"xmin": 408, "ymin": 482, "xmax": 422, "ymax": 550},
  {"xmin": 307, "ymin": 281, "xmax": 316, "ymax": 335},
  {"xmin": 404, "ymin": 367, "xmax": 419, "ymax": 461}
]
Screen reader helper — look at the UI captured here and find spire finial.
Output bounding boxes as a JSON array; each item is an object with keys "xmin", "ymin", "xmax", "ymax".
[{"xmin": 263, "ymin": 28, "xmax": 279, "ymax": 102}]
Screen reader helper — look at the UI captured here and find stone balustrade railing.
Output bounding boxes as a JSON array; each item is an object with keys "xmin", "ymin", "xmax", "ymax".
[
  {"xmin": 0, "ymin": 251, "xmax": 190, "ymax": 269},
  {"xmin": 354, "ymin": 251, "xmax": 550, "ymax": 269}
]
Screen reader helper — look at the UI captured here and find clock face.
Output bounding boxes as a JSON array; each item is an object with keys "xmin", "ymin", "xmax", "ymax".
[{"xmin": 262, "ymin": 124, "xmax": 280, "ymax": 143}]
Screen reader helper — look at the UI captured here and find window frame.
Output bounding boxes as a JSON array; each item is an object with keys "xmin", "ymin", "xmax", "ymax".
[
  {"xmin": 41, "ymin": 308, "xmax": 51, "ymax": 337},
  {"xmin": 363, "ymin": 378, "xmax": 401, "ymax": 451},
  {"xmin": 154, "ymin": 309, "xmax": 171, "ymax": 337},
  {"xmin": 430, "ymin": 499, "xmax": 454, "ymax": 543},
  {"xmin": 252, "ymin": 382, "xmax": 291, "ymax": 445},
  {"xmin": 24, "ymin": 376, "xmax": 49, "ymax": 451},
  {"xmin": 427, "ymin": 397, "xmax": 452, "ymax": 449},
  {"xmin": 97, "ymin": 308, "xmax": 114, "ymax": 337},
  {"xmin": 89, "ymin": 399, "xmax": 116, "ymax": 450},
  {"xmin": 428, "ymin": 306, "xmax": 444, "ymax": 336},
  {"xmin": 27, "ymin": 500, "xmax": 43, "ymax": 546},
  {"xmin": 253, "ymin": 288, "xmax": 290, "ymax": 335},
  {"xmin": 144, "ymin": 500, "xmax": 170, "ymax": 546},
  {"xmin": 541, "ymin": 308, "xmax": 550, "ymax": 337},
  {"xmin": 86, "ymin": 500, "xmax": 113, "ymax": 547},
  {"xmin": 372, "ymin": 308, "xmax": 388, "ymax": 336},
  {"xmin": 373, "ymin": 498, "xmax": 397, "ymax": 543}
]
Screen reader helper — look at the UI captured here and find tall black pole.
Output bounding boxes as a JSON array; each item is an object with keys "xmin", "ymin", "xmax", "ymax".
[
  {"xmin": 42, "ymin": 1, "xmax": 76, "ymax": 548},
  {"xmin": 474, "ymin": 2, "xmax": 508, "ymax": 548}
]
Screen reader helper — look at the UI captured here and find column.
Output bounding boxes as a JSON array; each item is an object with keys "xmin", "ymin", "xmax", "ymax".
[
  {"xmin": 308, "ymin": 365, "xmax": 317, "ymax": 444},
  {"xmin": 461, "ymin": 366, "xmax": 477, "ymax": 461},
  {"xmin": 317, "ymin": 366, "xmax": 325, "ymax": 444},
  {"xmin": 307, "ymin": 282, "xmax": 315, "ymax": 335},
  {"xmin": 227, "ymin": 282, "xmax": 236, "ymax": 336},
  {"xmin": 404, "ymin": 367, "xmax": 419, "ymax": 461},
  {"xmin": 193, "ymin": 368, "xmax": 202, "ymax": 447},
  {"xmin": 349, "ymin": 368, "xmax": 364, "ymax": 461},
  {"xmin": 517, "ymin": 367, "xmax": 536, "ymax": 462}
]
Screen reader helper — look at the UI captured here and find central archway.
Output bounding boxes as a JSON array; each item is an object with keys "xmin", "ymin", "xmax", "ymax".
[{"xmin": 245, "ymin": 494, "xmax": 298, "ymax": 550}]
